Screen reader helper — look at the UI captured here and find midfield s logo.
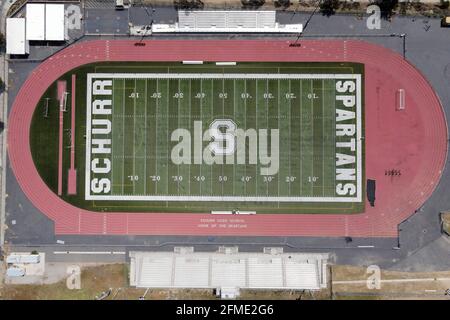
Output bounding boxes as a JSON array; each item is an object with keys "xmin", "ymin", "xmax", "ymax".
[{"xmin": 171, "ymin": 119, "xmax": 280, "ymax": 176}]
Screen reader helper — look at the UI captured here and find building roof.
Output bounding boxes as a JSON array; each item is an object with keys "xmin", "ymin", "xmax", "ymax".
[
  {"xmin": 26, "ymin": 3, "xmax": 45, "ymax": 41},
  {"xmin": 45, "ymin": 4, "xmax": 65, "ymax": 41},
  {"xmin": 6, "ymin": 18, "xmax": 28, "ymax": 55},
  {"xmin": 26, "ymin": 3, "xmax": 66, "ymax": 41}
]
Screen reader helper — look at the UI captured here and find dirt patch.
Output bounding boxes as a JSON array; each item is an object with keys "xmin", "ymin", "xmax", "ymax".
[
  {"xmin": 0, "ymin": 263, "xmax": 128, "ymax": 300},
  {"xmin": 331, "ymin": 265, "xmax": 450, "ymax": 300}
]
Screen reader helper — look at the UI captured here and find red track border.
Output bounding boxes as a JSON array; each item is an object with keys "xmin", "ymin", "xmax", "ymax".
[{"xmin": 7, "ymin": 40, "xmax": 448, "ymax": 237}]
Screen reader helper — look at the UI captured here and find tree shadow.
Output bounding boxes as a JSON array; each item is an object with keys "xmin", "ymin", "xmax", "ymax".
[
  {"xmin": 319, "ymin": 0, "xmax": 340, "ymax": 17},
  {"xmin": 376, "ymin": 0, "xmax": 399, "ymax": 20},
  {"xmin": 174, "ymin": 0, "xmax": 204, "ymax": 10},
  {"xmin": 241, "ymin": 0, "xmax": 265, "ymax": 10},
  {"xmin": 274, "ymin": 0, "xmax": 291, "ymax": 10}
]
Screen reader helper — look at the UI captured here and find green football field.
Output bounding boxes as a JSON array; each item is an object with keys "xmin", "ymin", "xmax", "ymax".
[{"xmin": 31, "ymin": 62, "xmax": 365, "ymax": 213}]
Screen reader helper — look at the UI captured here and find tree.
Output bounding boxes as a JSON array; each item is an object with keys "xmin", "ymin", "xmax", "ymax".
[
  {"xmin": 439, "ymin": 0, "xmax": 450, "ymax": 10},
  {"xmin": 375, "ymin": 0, "xmax": 399, "ymax": 20},
  {"xmin": 174, "ymin": 0, "xmax": 204, "ymax": 10},
  {"xmin": 320, "ymin": 0, "xmax": 340, "ymax": 17},
  {"xmin": 241, "ymin": 0, "xmax": 265, "ymax": 9},
  {"xmin": 274, "ymin": 0, "xmax": 291, "ymax": 9}
]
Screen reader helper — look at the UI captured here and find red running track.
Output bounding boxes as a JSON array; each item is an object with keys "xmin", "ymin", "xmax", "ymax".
[{"xmin": 7, "ymin": 40, "xmax": 448, "ymax": 237}]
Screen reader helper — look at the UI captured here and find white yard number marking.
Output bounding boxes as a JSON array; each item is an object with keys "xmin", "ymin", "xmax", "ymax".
[
  {"xmin": 285, "ymin": 93, "xmax": 296, "ymax": 99},
  {"xmin": 150, "ymin": 175, "xmax": 160, "ymax": 181},
  {"xmin": 172, "ymin": 175, "xmax": 183, "ymax": 182},
  {"xmin": 195, "ymin": 92, "xmax": 205, "ymax": 99},
  {"xmin": 151, "ymin": 92, "xmax": 161, "ymax": 99},
  {"xmin": 173, "ymin": 92, "xmax": 184, "ymax": 99},
  {"xmin": 129, "ymin": 92, "xmax": 139, "ymax": 98},
  {"xmin": 307, "ymin": 93, "xmax": 318, "ymax": 99},
  {"xmin": 128, "ymin": 175, "xmax": 139, "ymax": 181},
  {"xmin": 194, "ymin": 176, "xmax": 206, "ymax": 182},
  {"xmin": 308, "ymin": 176, "xmax": 319, "ymax": 183},
  {"xmin": 264, "ymin": 93, "xmax": 274, "ymax": 99},
  {"xmin": 286, "ymin": 176, "xmax": 296, "ymax": 182}
]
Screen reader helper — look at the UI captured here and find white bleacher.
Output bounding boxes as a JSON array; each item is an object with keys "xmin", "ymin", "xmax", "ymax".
[
  {"xmin": 284, "ymin": 259, "xmax": 320, "ymax": 289},
  {"xmin": 129, "ymin": 251, "xmax": 328, "ymax": 290},
  {"xmin": 138, "ymin": 256, "xmax": 173, "ymax": 287},
  {"xmin": 173, "ymin": 256, "xmax": 209, "ymax": 287},
  {"xmin": 145, "ymin": 10, "xmax": 302, "ymax": 34},
  {"xmin": 248, "ymin": 257, "xmax": 283, "ymax": 288},
  {"xmin": 211, "ymin": 257, "xmax": 246, "ymax": 288}
]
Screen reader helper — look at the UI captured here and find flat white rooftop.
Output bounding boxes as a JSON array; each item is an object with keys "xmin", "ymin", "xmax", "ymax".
[
  {"xmin": 6, "ymin": 18, "xmax": 28, "ymax": 55},
  {"xmin": 45, "ymin": 4, "xmax": 65, "ymax": 41},
  {"xmin": 26, "ymin": 3, "xmax": 66, "ymax": 41},
  {"xmin": 26, "ymin": 3, "xmax": 45, "ymax": 41}
]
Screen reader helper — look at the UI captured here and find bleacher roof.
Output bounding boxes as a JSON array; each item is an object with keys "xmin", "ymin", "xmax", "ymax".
[{"xmin": 130, "ymin": 251, "xmax": 328, "ymax": 290}]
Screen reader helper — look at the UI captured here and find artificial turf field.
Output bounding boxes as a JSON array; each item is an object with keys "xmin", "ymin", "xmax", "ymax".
[{"xmin": 31, "ymin": 62, "xmax": 365, "ymax": 214}]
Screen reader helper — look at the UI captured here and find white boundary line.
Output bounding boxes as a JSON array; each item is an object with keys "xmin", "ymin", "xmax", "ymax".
[
  {"xmin": 89, "ymin": 73, "xmax": 361, "ymax": 80},
  {"xmin": 85, "ymin": 73, "xmax": 362, "ymax": 203}
]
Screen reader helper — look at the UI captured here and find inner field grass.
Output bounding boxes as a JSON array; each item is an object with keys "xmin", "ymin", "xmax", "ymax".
[
  {"xmin": 99, "ymin": 77, "xmax": 338, "ymax": 199},
  {"xmin": 30, "ymin": 62, "xmax": 365, "ymax": 213}
]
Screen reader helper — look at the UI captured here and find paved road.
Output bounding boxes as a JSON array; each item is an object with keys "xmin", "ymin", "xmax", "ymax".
[{"xmin": 4, "ymin": 7, "xmax": 450, "ymax": 271}]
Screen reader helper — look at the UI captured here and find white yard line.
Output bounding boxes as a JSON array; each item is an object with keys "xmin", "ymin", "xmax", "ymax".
[
  {"xmin": 232, "ymin": 79, "xmax": 235, "ymax": 197},
  {"xmin": 245, "ymin": 79, "xmax": 248, "ymax": 196},
  {"xmin": 300, "ymin": 79, "xmax": 302, "ymax": 195},
  {"xmin": 222, "ymin": 78, "xmax": 225, "ymax": 197},
  {"xmin": 322, "ymin": 79, "xmax": 325, "ymax": 197},
  {"xmin": 277, "ymin": 78, "xmax": 280, "ymax": 200},
  {"xmin": 133, "ymin": 78, "xmax": 136, "ymax": 195},
  {"xmin": 311, "ymin": 79, "xmax": 314, "ymax": 197},
  {"xmin": 288, "ymin": 80, "xmax": 291, "ymax": 197},
  {"xmin": 144, "ymin": 79, "xmax": 148, "ymax": 196},
  {"xmin": 155, "ymin": 79, "xmax": 159, "ymax": 194},
  {"xmin": 121, "ymin": 80, "xmax": 126, "ymax": 195},
  {"xmin": 266, "ymin": 79, "xmax": 269, "ymax": 197},
  {"xmin": 188, "ymin": 79, "xmax": 191, "ymax": 197},
  {"xmin": 166, "ymin": 79, "xmax": 169, "ymax": 196},
  {"xmin": 199, "ymin": 79, "xmax": 202, "ymax": 196},
  {"xmin": 177, "ymin": 79, "xmax": 180, "ymax": 195},
  {"xmin": 210, "ymin": 80, "xmax": 213, "ymax": 194}
]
